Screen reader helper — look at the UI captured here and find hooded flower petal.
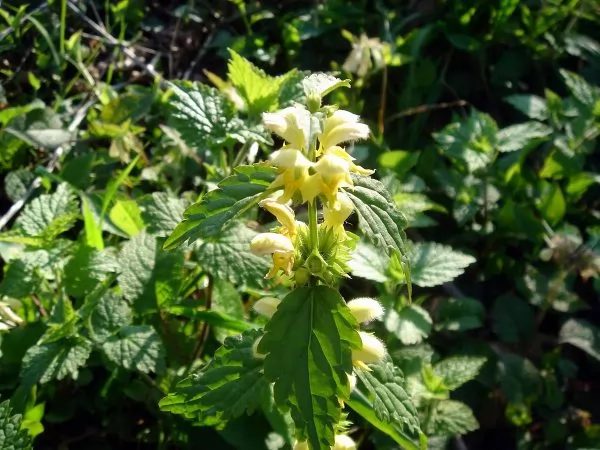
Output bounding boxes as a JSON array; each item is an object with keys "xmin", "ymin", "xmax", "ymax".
[
  {"xmin": 263, "ymin": 105, "xmax": 311, "ymax": 150},
  {"xmin": 333, "ymin": 434, "xmax": 357, "ymax": 450},
  {"xmin": 269, "ymin": 149, "xmax": 315, "ymax": 203},
  {"xmin": 259, "ymin": 198, "xmax": 297, "ymax": 238},
  {"xmin": 323, "ymin": 192, "xmax": 354, "ymax": 230},
  {"xmin": 250, "ymin": 233, "xmax": 295, "ymax": 255},
  {"xmin": 352, "ymin": 332, "xmax": 386, "ymax": 370},
  {"xmin": 253, "ymin": 297, "xmax": 281, "ymax": 318},
  {"xmin": 347, "ymin": 297, "xmax": 384, "ymax": 323},
  {"xmin": 319, "ymin": 109, "xmax": 370, "ymax": 149}
]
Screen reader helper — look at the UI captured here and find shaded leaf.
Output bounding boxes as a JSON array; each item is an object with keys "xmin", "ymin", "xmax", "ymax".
[
  {"xmin": 102, "ymin": 325, "xmax": 165, "ymax": 374},
  {"xmin": 435, "ymin": 297, "xmax": 484, "ymax": 332},
  {"xmin": 426, "ymin": 400, "xmax": 478, "ymax": 437},
  {"xmin": 385, "ymin": 305, "xmax": 432, "ymax": 345},
  {"xmin": 139, "ymin": 192, "xmax": 187, "ymax": 237},
  {"xmin": 492, "ymin": 295, "xmax": 534, "ymax": 343},
  {"xmin": 407, "ymin": 242, "xmax": 475, "ymax": 287},
  {"xmin": 0, "ymin": 399, "xmax": 33, "ymax": 449},
  {"xmin": 504, "ymin": 94, "xmax": 548, "ymax": 120},
  {"xmin": 433, "ymin": 356, "xmax": 487, "ymax": 390},
  {"xmin": 559, "ymin": 319, "xmax": 600, "ymax": 362}
]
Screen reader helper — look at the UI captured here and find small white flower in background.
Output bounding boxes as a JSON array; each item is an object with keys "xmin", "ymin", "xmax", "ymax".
[
  {"xmin": 352, "ymin": 332, "xmax": 386, "ymax": 370},
  {"xmin": 0, "ymin": 301, "xmax": 23, "ymax": 331},
  {"xmin": 262, "ymin": 105, "xmax": 312, "ymax": 150},
  {"xmin": 253, "ymin": 297, "xmax": 281, "ymax": 319},
  {"xmin": 347, "ymin": 297, "xmax": 384, "ymax": 323},
  {"xmin": 333, "ymin": 434, "xmax": 357, "ymax": 450}
]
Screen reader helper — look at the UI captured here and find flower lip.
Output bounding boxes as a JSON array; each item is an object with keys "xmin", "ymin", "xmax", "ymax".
[
  {"xmin": 253, "ymin": 297, "xmax": 281, "ymax": 318},
  {"xmin": 270, "ymin": 149, "xmax": 313, "ymax": 170},
  {"xmin": 250, "ymin": 233, "xmax": 294, "ymax": 255},
  {"xmin": 347, "ymin": 297, "xmax": 384, "ymax": 323},
  {"xmin": 352, "ymin": 331, "xmax": 386, "ymax": 366}
]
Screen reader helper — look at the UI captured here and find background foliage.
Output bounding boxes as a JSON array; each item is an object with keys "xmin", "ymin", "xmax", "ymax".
[{"xmin": 0, "ymin": 0, "xmax": 599, "ymax": 449}]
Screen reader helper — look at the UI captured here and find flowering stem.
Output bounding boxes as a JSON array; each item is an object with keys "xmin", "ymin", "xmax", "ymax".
[{"xmin": 308, "ymin": 199, "xmax": 319, "ymax": 250}]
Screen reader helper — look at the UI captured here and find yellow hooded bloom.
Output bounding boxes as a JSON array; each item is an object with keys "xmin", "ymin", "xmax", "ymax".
[
  {"xmin": 262, "ymin": 105, "xmax": 311, "ymax": 150},
  {"xmin": 352, "ymin": 331, "xmax": 386, "ymax": 371},
  {"xmin": 319, "ymin": 109, "xmax": 370, "ymax": 151},
  {"xmin": 259, "ymin": 198, "xmax": 298, "ymax": 240},
  {"xmin": 250, "ymin": 232, "xmax": 295, "ymax": 279},
  {"xmin": 269, "ymin": 149, "xmax": 314, "ymax": 203},
  {"xmin": 323, "ymin": 191, "xmax": 354, "ymax": 232}
]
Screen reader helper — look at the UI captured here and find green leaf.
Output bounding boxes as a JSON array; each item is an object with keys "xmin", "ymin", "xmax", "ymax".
[
  {"xmin": 108, "ymin": 200, "xmax": 144, "ymax": 237},
  {"xmin": 559, "ymin": 319, "xmax": 600, "ymax": 362},
  {"xmin": 21, "ymin": 338, "xmax": 93, "ymax": 385},
  {"xmin": 101, "ymin": 325, "xmax": 165, "ymax": 374},
  {"xmin": 355, "ymin": 357, "xmax": 422, "ymax": 444},
  {"xmin": 301, "ymin": 73, "xmax": 350, "ymax": 98},
  {"xmin": 536, "ymin": 182, "xmax": 566, "ymax": 226},
  {"xmin": 227, "ymin": 50, "xmax": 296, "ymax": 115},
  {"xmin": 0, "ymin": 399, "xmax": 33, "ymax": 449},
  {"xmin": 504, "ymin": 94, "xmax": 548, "ymax": 120},
  {"xmin": 63, "ymin": 245, "xmax": 118, "ymax": 298},
  {"xmin": 384, "ymin": 305, "xmax": 432, "ymax": 345},
  {"xmin": 406, "ymin": 242, "xmax": 475, "ymax": 288},
  {"xmin": 4, "ymin": 169, "xmax": 35, "ymax": 202},
  {"xmin": 348, "ymin": 241, "xmax": 389, "ymax": 283},
  {"xmin": 560, "ymin": 69, "xmax": 599, "ymax": 107},
  {"xmin": 87, "ymin": 291, "xmax": 133, "ymax": 343},
  {"xmin": 435, "ymin": 297, "xmax": 484, "ymax": 332},
  {"xmin": 195, "ymin": 223, "xmax": 271, "ymax": 288},
  {"xmin": 492, "ymin": 295, "xmax": 534, "ymax": 343},
  {"xmin": 81, "ymin": 195, "xmax": 104, "ymax": 250},
  {"xmin": 118, "ymin": 231, "xmax": 184, "ymax": 312},
  {"xmin": 15, "ymin": 183, "xmax": 78, "ymax": 239},
  {"xmin": 212, "ymin": 279, "xmax": 245, "ymax": 342},
  {"xmin": 344, "ymin": 174, "xmax": 408, "ymax": 256},
  {"xmin": 139, "ymin": 192, "xmax": 187, "ymax": 237},
  {"xmin": 496, "ymin": 122, "xmax": 552, "ymax": 152},
  {"xmin": 426, "ymin": 400, "xmax": 478, "ymax": 437},
  {"xmin": 433, "ymin": 356, "xmax": 487, "ymax": 390},
  {"xmin": 167, "ymin": 307, "xmax": 255, "ymax": 333},
  {"xmin": 378, "ymin": 150, "xmax": 420, "ymax": 175},
  {"xmin": 497, "ymin": 353, "xmax": 541, "ymax": 403},
  {"xmin": 258, "ymin": 286, "xmax": 361, "ymax": 449},
  {"xmin": 159, "ymin": 329, "xmax": 267, "ymax": 427},
  {"xmin": 0, "ymin": 259, "xmax": 39, "ymax": 299},
  {"xmin": 164, "ymin": 165, "xmax": 276, "ymax": 249}
]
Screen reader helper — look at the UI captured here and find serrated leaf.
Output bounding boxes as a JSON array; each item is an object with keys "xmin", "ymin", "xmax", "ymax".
[
  {"xmin": 433, "ymin": 356, "xmax": 486, "ymax": 390},
  {"xmin": 101, "ymin": 325, "xmax": 165, "ymax": 374},
  {"xmin": 63, "ymin": 245, "xmax": 118, "ymax": 298},
  {"xmin": 406, "ymin": 242, "xmax": 475, "ymax": 287},
  {"xmin": 0, "ymin": 259, "xmax": 39, "ymax": 299},
  {"xmin": 4, "ymin": 169, "xmax": 35, "ymax": 202},
  {"xmin": 301, "ymin": 73, "xmax": 350, "ymax": 98},
  {"xmin": 385, "ymin": 305, "xmax": 432, "ymax": 345},
  {"xmin": 195, "ymin": 223, "xmax": 271, "ymax": 288},
  {"xmin": 118, "ymin": 231, "xmax": 184, "ymax": 312},
  {"xmin": 348, "ymin": 241, "xmax": 390, "ymax": 283},
  {"xmin": 164, "ymin": 165, "xmax": 276, "ymax": 249},
  {"xmin": 0, "ymin": 399, "xmax": 33, "ymax": 449},
  {"xmin": 15, "ymin": 183, "xmax": 78, "ymax": 239},
  {"xmin": 426, "ymin": 400, "xmax": 478, "ymax": 436},
  {"xmin": 355, "ymin": 357, "xmax": 422, "ymax": 442},
  {"xmin": 559, "ymin": 319, "xmax": 600, "ymax": 362},
  {"xmin": 497, "ymin": 122, "xmax": 552, "ymax": 152},
  {"xmin": 560, "ymin": 69, "xmax": 599, "ymax": 107},
  {"xmin": 87, "ymin": 291, "xmax": 132, "ymax": 343},
  {"xmin": 497, "ymin": 353, "xmax": 541, "ymax": 403},
  {"xmin": 21, "ymin": 338, "xmax": 92, "ymax": 385},
  {"xmin": 492, "ymin": 294, "xmax": 534, "ymax": 343},
  {"xmin": 159, "ymin": 329, "xmax": 267, "ymax": 426},
  {"xmin": 139, "ymin": 192, "xmax": 186, "ymax": 237},
  {"xmin": 504, "ymin": 94, "xmax": 548, "ymax": 120},
  {"xmin": 228, "ymin": 50, "xmax": 295, "ymax": 114},
  {"xmin": 344, "ymin": 174, "xmax": 408, "ymax": 256},
  {"xmin": 212, "ymin": 279, "xmax": 245, "ymax": 342},
  {"xmin": 435, "ymin": 297, "xmax": 484, "ymax": 332},
  {"xmin": 259, "ymin": 286, "xmax": 361, "ymax": 449},
  {"xmin": 108, "ymin": 200, "xmax": 144, "ymax": 237}
]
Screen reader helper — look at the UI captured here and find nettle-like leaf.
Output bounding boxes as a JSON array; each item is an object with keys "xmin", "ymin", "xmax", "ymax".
[
  {"xmin": 504, "ymin": 94, "xmax": 549, "ymax": 121},
  {"xmin": 21, "ymin": 337, "xmax": 93, "ymax": 386},
  {"xmin": 0, "ymin": 399, "xmax": 33, "ymax": 449},
  {"xmin": 559, "ymin": 318, "xmax": 600, "ymax": 362},
  {"xmin": 164, "ymin": 165, "xmax": 277, "ymax": 249},
  {"xmin": 492, "ymin": 294, "xmax": 535, "ymax": 344},
  {"xmin": 497, "ymin": 353, "xmax": 541, "ymax": 404},
  {"xmin": 166, "ymin": 82, "xmax": 270, "ymax": 150},
  {"xmin": 0, "ymin": 259, "xmax": 39, "ymax": 299},
  {"xmin": 560, "ymin": 69, "xmax": 599, "ymax": 107},
  {"xmin": 433, "ymin": 356, "xmax": 487, "ymax": 391},
  {"xmin": 14, "ymin": 183, "xmax": 78, "ymax": 239},
  {"xmin": 344, "ymin": 175, "xmax": 408, "ymax": 256},
  {"xmin": 496, "ymin": 122, "xmax": 552, "ymax": 153},
  {"xmin": 87, "ymin": 291, "xmax": 133, "ymax": 343},
  {"xmin": 403, "ymin": 242, "xmax": 475, "ymax": 288},
  {"xmin": 227, "ymin": 50, "xmax": 296, "ymax": 115},
  {"xmin": 159, "ymin": 329, "xmax": 267, "ymax": 427},
  {"xmin": 426, "ymin": 400, "xmax": 478, "ymax": 437},
  {"xmin": 354, "ymin": 357, "xmax": 423, "ymax": 446},
  {"xmin": 195, "ymin": 222, "xmax": 271, "ymax": 288},
  {"xmin": 385, "ymin": 305, "xmax": 432, "ymax": 346},
  {"xmin": 347, "ymin": 241, "xmax": 389, "ymax": 283},
  {"xmin": 101, "ymin": 325, "xmax": 165, "ymax": 374},
  {"xmin": 64, "ymin": 245, "xmax": 119, "ymax": 298},
  {"xmin": 139, "ymin": 192, "xmax": 187, "ymax": 237},
  {"xmin": 435, "ymin": 297, "xmax": 484, "ymax": 332},
  {"xmin": 118, "ymin": 231, "xmax": 185, "ymax": 312},
  {"xmin": 258, "ymin": 286, "xmax": 361, "ymax": 449},
  {"xmin": 302, "ymin": 73, "xmax": 350, "ymax": 98}
]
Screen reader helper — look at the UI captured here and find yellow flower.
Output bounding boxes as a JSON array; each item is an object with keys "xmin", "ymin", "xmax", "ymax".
[
  {"xmin": 263, "ymin": 105, "xmax": 311, "ymax": 150},
  {"xmin": 352, "ymin": 332, "xmax": 386, "ymax": 371},
  {"xmin": 303, "ymin": 153, "xmax": 353, "ymax": 205},
  {"xmin": 270, "ymin": 149, "xmax": 314, "ymax": 203},
  {"xmin": 253, "ymin": 297, "xmax": 281, "ymax": 319},
  {"xmin": 319, "ymin": 110, "xmax": 370, "ymax": 150},
  {"xmin": 323, "ymin": 192, "xmax": 354, "ymax": 231},
  {"xmin": 322, "ymin": 146, "xmax": 374, "ymax": 177},
  {"xmin": 250, "ymin": 232, "xmax": 295, "ymax": 279},
  {"xmin": 347, "ymin": 297, "xmax": 384, "ymax": 323},
  {"xmin": 259, "ymin": 198, "xmax": 298, "ymax": 239},
  {"xmin": 333, "ymin": 434, "xmax": 357, "ymax": 450}
]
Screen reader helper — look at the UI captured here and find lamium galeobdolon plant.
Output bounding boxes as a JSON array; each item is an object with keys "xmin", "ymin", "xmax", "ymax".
[{"xmin": 159, "ymin": 72, "xmax": 424, "ymax": 450}]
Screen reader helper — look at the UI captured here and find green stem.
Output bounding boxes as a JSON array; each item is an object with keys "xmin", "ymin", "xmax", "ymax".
[{"xmin": 308, "ymin": 200, "xmax": 319, "ymax": 249}]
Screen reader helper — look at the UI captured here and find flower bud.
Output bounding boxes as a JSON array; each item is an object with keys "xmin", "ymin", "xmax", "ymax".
[
  {"xmin": 253, "ymin": 297, "xmax": 281, "ymax": 319},
  {"xmin": 352, "ymin": 332, "xmax": 386, "ymax": 366},
  {"xmin": 250, "ymin": 233, "xmax": 294, "ymax": 256},
  {"xmin": 347, "ymin": 297, "xmax": 384, "ymax": 323},
  {"xmin": 333, "ymin": 434, "xmax": 357, "ymax": 450}
]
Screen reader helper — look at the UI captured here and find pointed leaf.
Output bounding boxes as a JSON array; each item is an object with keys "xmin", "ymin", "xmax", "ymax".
[
  {"xmin": 0, "ymin": 400, "xmax": 33, "ymax": 450},
  {"xmin": 101, "ymin": 325, "xmax": 165, "ymax": 374},
  {"xmin": 406, "ymin": 242, "xmax": 475, "ymax": 287},
  {"xmin": 433, "ymin": 356, "xmax": 487, "ymax": 390}
]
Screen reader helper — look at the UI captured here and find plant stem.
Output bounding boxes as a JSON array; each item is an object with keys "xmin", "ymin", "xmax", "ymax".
[{"xmin": 308, "ymin": 199, "xmax": 319, "ymax": 249}]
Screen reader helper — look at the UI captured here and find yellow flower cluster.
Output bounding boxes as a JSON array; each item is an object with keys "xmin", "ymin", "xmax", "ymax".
[{"xmin": 250, "ymin": 105, "xmax": 373, "ymax": 281}]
